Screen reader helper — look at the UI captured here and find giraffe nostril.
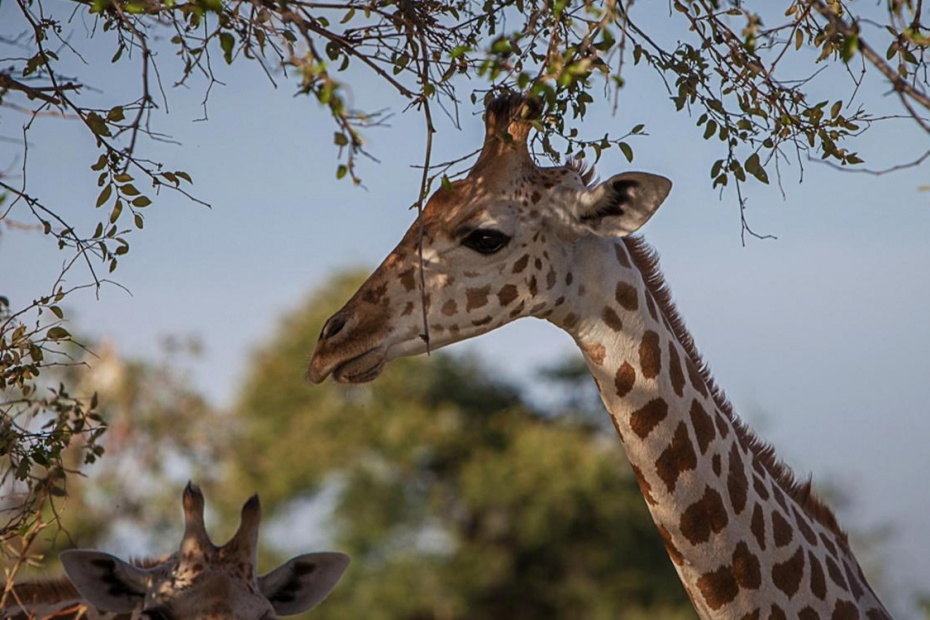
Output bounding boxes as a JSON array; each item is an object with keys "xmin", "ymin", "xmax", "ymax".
[{"xmin": 321, "ymin": 316, "xmax": 346, "ymax": 341}]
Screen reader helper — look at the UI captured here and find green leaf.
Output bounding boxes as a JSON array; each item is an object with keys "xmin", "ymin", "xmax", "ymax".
[
  {"xmin": 618, "ymin": 142, "xmax": 633, "ymax": 163},
  {"xmin": 47, "ymin": 326, "xmax": 71, "ymax": 340},
  {"xmin": 91, "ymin": 154, "xmax": 108, "ymax": 171},
  {"xmin": 336, "ymin": 165, "xmax": 348, "ymax": 180},
  {"xmin": 107, "ymin": 106, "xmax": 125, "ymax": 122},
  {"xmin": 110, "ymin": 200, "xmax": 123, "ymax": 224},
  {"xmin": 132, "ymin": 196, "xmax": 152, "ymax": 207},
  {"xmin": 120, "ymin": 184, "xmax": 140, "ymax": 196},
  {"xmin": 96, "ymin": 184, "xmax": 112, "ymax": 208},
  {"xmin": 50, "ymin": 305, "xmax": 64, "ymax": 319},
  {"xmin": 219, "ymin": 32, "xmax": 235, "ymax": 64},
  {"xmin": 334, "ymin": 132, "xmax": 349, "ymax": 147}
]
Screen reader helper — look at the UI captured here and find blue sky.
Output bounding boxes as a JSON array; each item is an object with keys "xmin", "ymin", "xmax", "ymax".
[{"xmin": 3, "ymin": 4, "xmax": 929, "ymax": 614}]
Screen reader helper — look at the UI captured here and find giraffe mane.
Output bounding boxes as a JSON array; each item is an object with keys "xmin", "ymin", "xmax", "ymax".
[
  {"xmin": 565, "ymin": 157, "xmax": 596, "ymax": 186},
  {"xmin": 621, "ymin": 235, "xmax": 848, "ymax": 543}
]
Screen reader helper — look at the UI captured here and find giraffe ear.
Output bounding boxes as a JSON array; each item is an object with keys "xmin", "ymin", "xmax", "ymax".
[
  {"xmin": 259, "ymin": 552, "xmax": 350, "ymax": 615},
  {"xmin": 574, "ymin": 172, "xmax": 671, "ymax": 237},
  {"xmin": 59, "ymin": 550, "xmax": 148, "ymax": 613}
]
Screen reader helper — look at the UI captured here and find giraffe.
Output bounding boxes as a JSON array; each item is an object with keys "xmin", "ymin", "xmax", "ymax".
[
  {"xmin": 3, "ymin": 483, "xmax": 350, "ymax": 619},
  {"xmin": 307, "ymin": 93, "xmax": 891, "ymax": 619}
]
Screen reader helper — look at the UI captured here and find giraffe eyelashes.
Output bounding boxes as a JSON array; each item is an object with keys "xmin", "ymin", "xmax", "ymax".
[{"xmin": 461, "ymin": 229, "xmax": 511, "ymax": 255}]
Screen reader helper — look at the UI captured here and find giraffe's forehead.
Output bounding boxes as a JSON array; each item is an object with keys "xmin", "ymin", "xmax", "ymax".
[
  {"xmin": 148, "ymin": 566, "xmax": 271, "ymax": 619},
  {"xmin": 418, "ymin": 166, "xmax": 586, "ymax": 239}
]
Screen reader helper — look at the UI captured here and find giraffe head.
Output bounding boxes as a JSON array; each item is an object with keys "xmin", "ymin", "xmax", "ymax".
[
  {"xmin": 309, "ymin": 93, "xmax": 671, "ymax": 384},
  {"xmin": 59, "ymin": 483, "xmax": 350, "ymax": 618}
]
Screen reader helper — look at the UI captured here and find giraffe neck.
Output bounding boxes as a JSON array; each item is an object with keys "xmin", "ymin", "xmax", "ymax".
[{"xmin": 546, "ymin": 235, "xmax": 888, "ymax": 619}]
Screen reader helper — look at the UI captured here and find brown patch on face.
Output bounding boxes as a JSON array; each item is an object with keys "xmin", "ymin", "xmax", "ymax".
[
  {"xmin": 471, "ymin": 316, "xmax": 492, "ymax": 327},
  {"xmin": 831, "ymin": 600, "xmax": 859, "ymax": 620},
  {"xmin": 534, "ymin": 257, "xmax": 543, "ymax": 270},
  {"xmin": 546, "ymin": 268, "xmax": 557, "ymax": 290},
  {"xmin": 656, "ymin": 524, "xmax": 683, "ymax": 565},
  {"xmin": 686, "ymin": 358, "xmax": 709, "ymax": 397},
  {"xmin": 679, "ymin": 486, "xmax": 729, "ymax": 545},
  {"xmin": 512, "ymin": 254, "xmax": 529, "ymax": 274},
  {"xmin": 562, "ymin": 312, "xmax": 579, "ymax": 328},
  {"xmin": 668, "ymin": 343, "xmax": 685, "ymax": 397},
  {"xmin": 578, "ymin": 284, "xmax": 586, "ymax": 296},
  {"xmin": 772, "ymin": 510, "xmax": 793, "ymax": 547},
  {"xmin": 465, "ymin": 285, "xmax": 491, "ymax": 311},
  {"xmin": 793, "ymin": 506, "xmax": 819, "ymax": 546},
  {"xmin": 399, "ymin": 267, "xmax": 416, "ymax": 292},
  {"xmin": 631, "ymin": 464, "xmax": 657, "ymax": 507},
  {"xmin": 712, "ymin": 453, "xmax": 722, "ymax": 475},
  {"xmin": 602, "ymin": 307, "xmax": 623, "ymax": 332},
  {"xmin": 531, "ymin": 190, "xmax": 542, "ymax": 203},
  {"xmin": 442, "ymin": 299, "xmax": 458, "ymax": 316},
  {"xmin": 750, "ymin": 503, "xmax": 766, "ymax": 550},
  {"xmin": 825, "ymin": 556, "xmax": 847, "ymax": 589},
  {"xmin": 614, "ymin": 243, "xmax": 632, "ymax": 268},
  {"xmin": 696, "ymin": 564, "xmax": 739, "ymax": 611},
  {"xmin": 639, "ymin": 330, "xmax": 662, "ymax": 379},
  {"xmin": 402, "ymin": 302, "xmax": 415, "ymax": 316},
  {"xmin": 615, "ymin": 282, "xmax": 639, "ymax": 311},
  {"xmin": 655, "ymin": 421, "xmax": 698, "ymax": 493},
  {"xmin": 772, "ymin": 547, "xmax": 805, "ymax": 597},
  {"xmin": 714, "ymin": 412, "xmax": 730, "ymax": 439},
  {"xmin": 554, "ymin": 296, "xmax": 565, "ymax": 306},
  {"xmin": 565, "ymin": 272, "xmax": 573, "ymax": 286},
  {"xmin": 581, "ymin": 342, "xmax": 606, "ymax": 366},
  {"xmin": 528, "ymin": 276, "xmax": 538, "ymax": 296},
  {"xmin": 362, "ymin": 281, "xmax": 389, "ymax": 305},
  {"xmin": 529, "ymin": 302, "xmax": 547, "ymax": 314},
  {"xmin": 509, "ymin": 300, "xmax": 526, "ymax": 318},
  {"xmin": 497, "ymin": 284, "xmax": 518, "ymax": 307},
  {"xmin": 689, "ymin": 399, "xmax": 715, "ymax": 454},
  {"xmin": 727, "ymin": 443, "xmax": 749, "ymax": 515},
  {"xmin": 740, "ymin": 611, "xmax": 760, "ymax": 620},
  {"xmin": 809, "ymin": 551, "xmax": 826, "ymax": 600},
  {"xmin": 629, "ymin": 398, "xmax": 668, "ymax": 439}
]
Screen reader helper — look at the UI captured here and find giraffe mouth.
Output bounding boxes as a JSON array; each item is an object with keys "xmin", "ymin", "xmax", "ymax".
[{"xmin": 330, "ymin": 348, "xmax": 387, "ymax": 384}]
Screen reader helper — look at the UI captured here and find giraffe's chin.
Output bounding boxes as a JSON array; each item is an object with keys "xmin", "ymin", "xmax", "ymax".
[{"xmin": 331, "ymin": 349, "xmax": 387, "ymax": 384}]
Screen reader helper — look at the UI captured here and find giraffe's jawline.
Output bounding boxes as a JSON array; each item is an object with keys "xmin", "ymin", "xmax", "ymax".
[{"xmin": 331, "ymin": 349, "xmax": 386, "ymax": 384}]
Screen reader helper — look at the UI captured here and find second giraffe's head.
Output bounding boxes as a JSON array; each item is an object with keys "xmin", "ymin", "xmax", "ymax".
[{"xmin": 308, "ymin": 93, "xmax": 671, "ymax": 384}]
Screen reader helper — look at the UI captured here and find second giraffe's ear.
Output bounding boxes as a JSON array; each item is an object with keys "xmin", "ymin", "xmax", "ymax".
[
  {"xmin": 574, "ymin": 172, "xmax": 671, "ymax": 237},
  {"xmin": 60, "ymin": 550, "xmax": 148, "ymax": 613},
  {"xmin": 259, "ymin": 552, "xmax": 350, "ymax": 616}
]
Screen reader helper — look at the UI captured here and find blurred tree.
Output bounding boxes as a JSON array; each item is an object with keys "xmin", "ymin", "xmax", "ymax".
[
  {"xmin": 224, "ymin": 272, "xmax": 694, "ymax": 619},
  {"xmin": 1, "ymin": 336, "xmax": 226, "ymax": 580}
]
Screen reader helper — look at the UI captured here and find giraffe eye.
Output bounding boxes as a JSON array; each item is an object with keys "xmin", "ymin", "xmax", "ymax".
[{"xmin": 462, "ymin": 229, "xmax": 510, "ymax": 255}]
